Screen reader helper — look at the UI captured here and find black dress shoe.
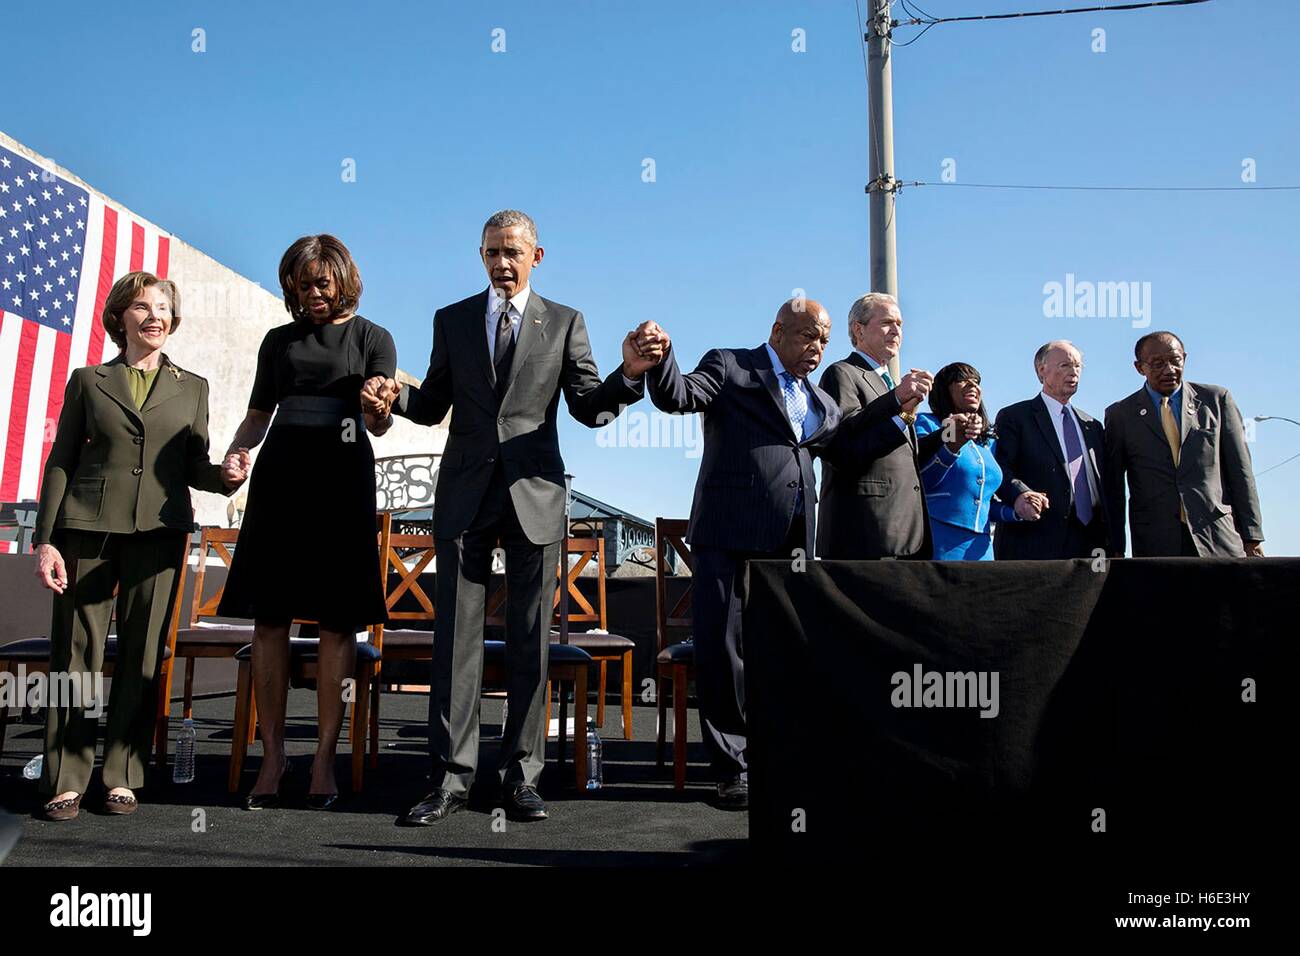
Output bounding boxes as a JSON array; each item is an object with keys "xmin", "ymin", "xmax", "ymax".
[
  {"xmin": 396, "ymin": 789, "xmax": 466, "ymax": 826},
  {"xmin": 306, "ymin": 793, "xmax": 340, "ymax": 811},
  {"xmin": 502, "ymin": 784, "xmax": 548, "ymax": 822},
  {"xmin": 716, "ymin": 776, "xmax": 748, "ymax": 811}
]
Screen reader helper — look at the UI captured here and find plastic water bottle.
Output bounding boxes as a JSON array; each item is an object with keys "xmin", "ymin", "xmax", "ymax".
[
  {"xmin": 173, "ymin": 718, "xmax": 197, "ymax": 784},
  {"xmin": 22, "ymin": 754, "xmax": 42, "ymax": 781},
  {"xmin": 585, "ymin": 718, "xmax": 603, "ymax": 791}
]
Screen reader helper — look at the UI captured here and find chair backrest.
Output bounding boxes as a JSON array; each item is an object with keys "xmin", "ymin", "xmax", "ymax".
[
  {"xmin": 654, "ymin": 518, "xmax": 693, "ymax": 654},
  {"xmin": 377, "ymin": 511, "xmax": 436, "ymax": 628},
  {"xmin": 484, "ymin": 524, "xmax": 608, "ymax": 632},
  {"xmin": 188, "ymin": 527, "xmax": 240, "ymax": 625}
]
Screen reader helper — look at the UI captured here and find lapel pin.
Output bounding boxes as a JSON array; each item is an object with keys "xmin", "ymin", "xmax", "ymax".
[
  {"xmin": 532, "ymin": 317, "xmax": 542, "ymax": 325},
  {"xmin": 1139, "ymin": 408, "xmax": 1147, "ymax": 416}
]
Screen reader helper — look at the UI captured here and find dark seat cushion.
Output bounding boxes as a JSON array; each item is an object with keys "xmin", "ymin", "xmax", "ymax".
[
  {"xmin": 483, "ymin": 639, "xmax": 593, "ymax": 667},
  {"xmin": 657, "ymin": 641, "xmax": 695, "ymax": 664},
  {"xmin": 552, "ymin": 631, "xmax": 635, "ymax": 652},
  {"xmin": 234, "ymin": 639, "xmax": 382, "ymax": 664},
  {"xmin": 0, "ymin": 637, "xmax": 172, "ymax": 663},
  {"xmin": 174, "ymin": 624, "xmax": 256, "ymax": 648}
]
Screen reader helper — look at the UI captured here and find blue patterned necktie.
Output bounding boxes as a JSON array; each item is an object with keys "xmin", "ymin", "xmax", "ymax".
[
  {"xmin": 1061, "ymin": 405, "xmax": 1093, "ymax": 525},
  {"xmin": 780, "ymin": 372, "xmax": 808, "ymax": 438}
]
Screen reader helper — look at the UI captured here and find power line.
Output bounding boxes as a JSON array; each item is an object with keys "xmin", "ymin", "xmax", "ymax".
[
  {"xmin": 1255, "ymin": 452, "xmax": 1300, "ymax": 478},
  {"xmin": 898, "ymin": 0, "xmax": 1211, "ymax": 28},
  {"xmin": 903, "ymin": 181, "xmax": 1300, "ymax": 192}
]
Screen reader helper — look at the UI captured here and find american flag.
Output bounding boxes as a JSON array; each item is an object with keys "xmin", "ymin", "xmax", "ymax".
[{"xmin": 0, "ymin": 142, "xmax": 171, "ymax": 551}]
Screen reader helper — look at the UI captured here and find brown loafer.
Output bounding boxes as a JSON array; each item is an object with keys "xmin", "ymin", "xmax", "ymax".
[
  {"xmin": 104, "ymin": 792, "xmax": 138, "ymax": 815},
  {"xmin": 40, "ymin": 794, "xmax": 82, "ymax": 822}
]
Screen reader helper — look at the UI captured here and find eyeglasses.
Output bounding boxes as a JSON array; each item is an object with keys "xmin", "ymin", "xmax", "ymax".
[{"xmin": 1142, "ymin": 355, "xmax": 1184, "ymax": 371}]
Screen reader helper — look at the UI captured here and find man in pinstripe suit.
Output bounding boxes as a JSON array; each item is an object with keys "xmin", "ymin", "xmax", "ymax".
[{"xmin": 643, "ymin": 298, "xmax": 929, "ymax": 808}]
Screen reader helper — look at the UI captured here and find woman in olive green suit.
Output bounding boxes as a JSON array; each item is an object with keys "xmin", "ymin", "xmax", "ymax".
[{"xmin": 32, "ymin": 271, "xmax": 248, "ymax": 821}]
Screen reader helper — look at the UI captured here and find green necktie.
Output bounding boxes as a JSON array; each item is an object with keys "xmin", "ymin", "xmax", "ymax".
[{"xmin": 880, "ymin": 367, "xmax": 896, "ymax": 390}]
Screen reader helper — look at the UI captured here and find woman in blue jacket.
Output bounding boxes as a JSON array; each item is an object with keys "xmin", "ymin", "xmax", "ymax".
[{"xmin": 915, "ymin": 363, "xmax": 1040, "ymax": 560}]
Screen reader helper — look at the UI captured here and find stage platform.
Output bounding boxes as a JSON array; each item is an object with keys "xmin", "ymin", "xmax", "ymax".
[{"xmin": 0, "ymin": 690, "xmax": 747, "ymax": 867}]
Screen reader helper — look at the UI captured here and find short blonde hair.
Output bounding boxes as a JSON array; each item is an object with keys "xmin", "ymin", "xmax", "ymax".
[{"xmin": 101, "ymin": 272, "xmax": 181, "ymax": 350}]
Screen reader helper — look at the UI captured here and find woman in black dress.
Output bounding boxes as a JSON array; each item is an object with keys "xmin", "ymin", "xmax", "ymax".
[{"xmin": 219, "ymin": 235, "xmax": 396, "ymax": 810}]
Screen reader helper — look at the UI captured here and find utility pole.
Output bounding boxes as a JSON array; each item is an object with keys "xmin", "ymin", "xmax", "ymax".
[{"xmin": 866, "ymin": 0, "xmax": 902, "ymax": 383}]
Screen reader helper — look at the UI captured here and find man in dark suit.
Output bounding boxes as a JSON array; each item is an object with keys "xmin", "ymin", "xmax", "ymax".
[
  {"xmin": 816, "ymin": 292, "xmax": 941, "ymax": 560},
  {"xmin": 993, "ymin": 339, "xmax": 1111, "ymax": 559},
  {"xmin": 366, "ymin": 210, "xmax": 659, "ymax": 825},
  {"xmin": 1104, "ymin": 331, "xmax": 1264, "ymax": 557},
  {"xmin": 642, "ymin": 297, "xmax": 921, "ymax": 809}
]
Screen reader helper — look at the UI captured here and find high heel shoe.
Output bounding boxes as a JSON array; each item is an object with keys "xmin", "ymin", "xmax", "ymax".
[
  {"xmin": 307, "ymin": 756, "xmax": 340, "ymax": 811},
  {"xmin": 242, "ymin": 756, "xmax": 289, "ymax": 811}
]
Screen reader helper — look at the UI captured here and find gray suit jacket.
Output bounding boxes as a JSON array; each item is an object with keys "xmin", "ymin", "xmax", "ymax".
[
  {"xmin": 816, "ymin": 353, "xmax": 942, "ymax": 560},
  {"xmin": 395, "ymin": 289, "xmax": 641, "ymax": 545},
  {"xmin": 1103, "ymin": 382, "xmax": 1263, "ymax": 557}
]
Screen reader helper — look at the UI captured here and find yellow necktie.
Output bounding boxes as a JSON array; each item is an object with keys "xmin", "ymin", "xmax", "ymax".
[{"xmin": 1160, "ymin": 396, "xmax": 1186, "ymax": 522}]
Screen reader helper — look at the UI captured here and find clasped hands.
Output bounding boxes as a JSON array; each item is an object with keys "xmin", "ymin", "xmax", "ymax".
[
  {"xmin": 1014, "ymin": 489, "xmax": 1050, "ymax": 522},
  {"xmin": 221, "ymin": 448, "xmax": 252, "ymax": 490},
  {"xmin": 361, "ymin": 376, "xmax": 402, "ymax": 419},
  {"xmin": 941, "ymin": 412, "xmax": 984, "ymax": 452},
  {"xmin": 623, "ymin": 321, "xmax": 670, "ymax": 379}
]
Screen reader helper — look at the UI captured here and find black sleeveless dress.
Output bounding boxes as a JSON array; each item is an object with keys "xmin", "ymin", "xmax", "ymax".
[{"xmin": 217, "ymin": 315, "xmax": 396, "ymax": 628}]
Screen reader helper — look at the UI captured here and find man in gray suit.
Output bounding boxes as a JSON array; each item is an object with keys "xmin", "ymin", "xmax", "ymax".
[
  {"xmin": 816, "ymin": 292, "xmax": 939, "ymax": 559},
  {"xmin": 1104, "ymin": 331, "xmax": 1264, "ymax": 557},
  {"xmin": 366, "ymin": 210, "xmax": 661, "ymax": 824}
]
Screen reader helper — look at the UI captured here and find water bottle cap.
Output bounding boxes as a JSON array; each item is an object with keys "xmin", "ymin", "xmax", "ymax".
[{"xmin": 182, "ymin": 717, "xmax": 195, "ymax": 728}]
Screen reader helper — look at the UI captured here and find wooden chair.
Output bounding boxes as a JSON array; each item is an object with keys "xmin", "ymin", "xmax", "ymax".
[
  {"xmin": 225, "ymin": 517, "xmax": 388, "ymax": 794},
  {"xmin": 160, "ymin": 527, "xmax": 256, "ymax": 765},
  {"xmin": 654, "ymin": 518, "xmax": 696, "ymax": 790},
  {"xmin": 371, "ymin": 513, "xmax": 593, "ymax": 790},
  {"xmin": 1, "ymin": 536, "xmax": 189, "ymax": 763},
  {"xmin": 550, "ymin": 532, "xmax": 635, "ymax": 740}
]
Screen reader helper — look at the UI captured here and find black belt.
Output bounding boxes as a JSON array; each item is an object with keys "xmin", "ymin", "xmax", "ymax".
[{"xmin": 273, "ymin": 396, "xmax": 361, "ymax": 428}]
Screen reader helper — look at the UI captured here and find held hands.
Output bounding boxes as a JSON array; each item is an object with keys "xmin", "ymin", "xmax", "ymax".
[
  {"xmin": 941, "ymin": 413, "xmax": 983, "ymax": 452},
  {"xmin": 1014, "ymin": 490, "xmax": 1050, "ymax": 521},
  {"xmin": 361, "ymin": 376, "xmax": 401, "ymax": 418},
  {"xmin": 1244, "ymin": 540, "xmax": 1265, "ymax": 558},
  {"xmin": 622, "ymin": 321, "xmax": 670, "ymax": 380},
  {"xmin": 221, "ymin": 448, "xmax": 252, "ymax": 489},
  {"xmin": 895, "ymin": 369, "xmax": 933, "ymax": 413},
  {"xmin": 34, "ymin": 543, "xmax": 68, "ymax": 594}
]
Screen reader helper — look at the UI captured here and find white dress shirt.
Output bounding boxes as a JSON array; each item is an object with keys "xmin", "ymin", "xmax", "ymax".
[
  {"xmin": 1038, "ymin": 392, "xmax": 1100, "ymax": 505},
  {"xmin": 485, "ymin": 285, "xmax": 529, "ymax": 363}
]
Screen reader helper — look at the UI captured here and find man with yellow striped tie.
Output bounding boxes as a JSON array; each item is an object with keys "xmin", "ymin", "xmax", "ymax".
[{"xmin": 1103, "ymin": 331, "xmax": 1264, "ymax": 557}]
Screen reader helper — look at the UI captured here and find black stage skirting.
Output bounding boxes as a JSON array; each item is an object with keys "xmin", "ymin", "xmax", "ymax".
[{"xmin": 742, "ymin": 557, "xmax": 1295, "ymax": 874}]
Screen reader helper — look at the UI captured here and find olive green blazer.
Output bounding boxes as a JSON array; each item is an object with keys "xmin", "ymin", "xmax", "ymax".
[{"xmin": 33, "ymin": 353, "xmax": 233, "ymax": 546}]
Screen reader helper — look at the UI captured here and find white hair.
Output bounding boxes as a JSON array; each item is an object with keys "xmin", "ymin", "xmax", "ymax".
[
  {"xmin": 847, "ymin": 292, "xmax": 900, "ymax": 343},
  {"xmin": 1034, "ymin": 338, "xmax": 1081, "ymax": 371}
]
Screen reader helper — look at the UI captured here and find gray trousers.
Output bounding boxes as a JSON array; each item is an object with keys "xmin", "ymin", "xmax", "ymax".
[
  {"xmin": 43, "ymin": 529, "xmax": 185, "ymax": 796},
  {"xmin": 430, "ymin": 469, "xmax": 560, "ymax": 796}
]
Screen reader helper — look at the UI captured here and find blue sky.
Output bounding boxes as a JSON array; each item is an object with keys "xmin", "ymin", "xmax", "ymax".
[{"xmin": 8, "ymin": 0, "xmax": 1298, "ymax": 552}]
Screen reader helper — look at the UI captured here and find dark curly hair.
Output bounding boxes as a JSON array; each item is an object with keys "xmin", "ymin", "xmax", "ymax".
[{"xmin": 929, "ymin": 362, "xmax": 993, "ymax": 444}]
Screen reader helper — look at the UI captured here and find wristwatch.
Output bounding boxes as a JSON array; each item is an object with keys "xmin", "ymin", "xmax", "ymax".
[{"xmin": 900, "ymin": 411, "xmax": 916, "ymax": 427}]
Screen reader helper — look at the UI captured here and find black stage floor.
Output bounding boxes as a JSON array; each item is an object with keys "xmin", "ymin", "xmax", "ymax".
[{"xmin": 0, "ymin": 689, "xmax": 748, "ymax": 867}]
